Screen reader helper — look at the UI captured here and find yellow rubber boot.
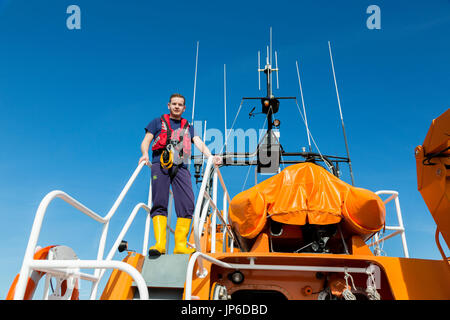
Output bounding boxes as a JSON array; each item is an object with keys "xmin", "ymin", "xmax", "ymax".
[
  {"xmin": 173, "ymin": 218, "xmax": 196, "ymax": 254},
  {"xmin": 148, "ymin": 215, "xmax": 167, "ymax": 257}
]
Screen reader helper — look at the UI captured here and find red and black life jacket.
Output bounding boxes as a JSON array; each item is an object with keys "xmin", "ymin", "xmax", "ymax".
[{"xmin": 152, "ymin": 114, "xmax": 191, "ymax": 156}]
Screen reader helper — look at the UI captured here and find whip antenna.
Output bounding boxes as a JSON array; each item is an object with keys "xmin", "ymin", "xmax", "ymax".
[
  {"xmin": 275, "ymin": 51, "xmax": 279, "ymax": 89},
  {"xmin": 328, "ymin": 41, "xmax": 355, "ymax": 185},
  {"xmin": 270, "ymin": 27, "xmax": 273, "ymax": 92},
  {"xmin": 224, "ymin": 64, "xmax": 228, "ymax": 152},
  {"xmin": 258, "ymin": 51, "xmax": 261, "ymax": 90},
  {"xmin": 189, "ymin": 41, "xmax": 199, "ymax": 171},
  {"xmin": 191, "ymin": 41, "xmax": 199, "ymax": 125},
  {"xmin": 295, "ymin": 60, "xmax": 312, "ymax": 152}
]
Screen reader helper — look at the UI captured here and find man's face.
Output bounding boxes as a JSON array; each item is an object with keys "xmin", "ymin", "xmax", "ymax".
[{"xmin": 168, "ymin": 97, "xmax": 186, "ymax": 118}]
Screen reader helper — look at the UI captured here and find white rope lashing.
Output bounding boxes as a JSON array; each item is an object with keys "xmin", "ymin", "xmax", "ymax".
[
  {"xmin": 342, "ymin": 268, "xmax": 357, "ymax": 300},
  {"xmin": 366, "ymin": 267, "xmax": 381, "ymax": 300}
]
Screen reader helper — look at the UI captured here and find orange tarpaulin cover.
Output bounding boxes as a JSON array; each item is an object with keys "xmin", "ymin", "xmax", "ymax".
[{"xmin": 229, "ymin": 163, "xmax": 385, "ymax": 239}]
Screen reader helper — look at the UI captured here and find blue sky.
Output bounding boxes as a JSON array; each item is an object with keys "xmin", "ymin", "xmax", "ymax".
[{"xmin": 0, "ymin": 0, "xmax": 449, "ymax": 299}]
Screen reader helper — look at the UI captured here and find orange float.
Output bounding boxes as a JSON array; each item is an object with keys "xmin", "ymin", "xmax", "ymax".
[{"xmin": 6, "ymin": 245, "xmax": 79, "ymax": 300}]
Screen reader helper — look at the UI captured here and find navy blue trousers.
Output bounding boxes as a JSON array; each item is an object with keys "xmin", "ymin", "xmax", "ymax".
[{"xmin": 150, "ymin": 163, "xmax": 195, "ymax": 219}]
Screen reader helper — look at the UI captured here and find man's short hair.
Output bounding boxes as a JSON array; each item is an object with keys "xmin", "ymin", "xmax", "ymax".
[{"xmin": 169, "ymin": 93, "xmax": 185, "ymax": 105}]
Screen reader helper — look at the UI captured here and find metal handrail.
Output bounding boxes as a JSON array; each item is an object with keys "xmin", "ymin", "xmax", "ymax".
[
  {"xmin": 204, "ymin": 193, "xmax": 237, "ymax": 245},
  {"xmin": 192, "ymin": 156, "xmax": 238, "ymax": 275},
  {"xmin": 14, "ymin": 161, "xmax": 152, "ymax": 300},
  {"xmin": 192, "ymin": 157, "xmax": 213, "ymax": 275},
  {"xmin": 370, "ymin": 190, "xmax": 409, "ymax": 258},
  {"xmin": 184, "ymin": 251, "xmax": 377, "ymax": 300},
  {"xmin": 31, "ymin": 260, "xmax": 149, "ymax": 300}
]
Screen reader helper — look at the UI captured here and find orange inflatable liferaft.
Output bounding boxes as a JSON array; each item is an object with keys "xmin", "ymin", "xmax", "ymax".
[{"xmin": 229, "ymin": 162, "xmax": 385, "ymax": 239}]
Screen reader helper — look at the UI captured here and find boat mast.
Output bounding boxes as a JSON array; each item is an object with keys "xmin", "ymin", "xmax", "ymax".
[
  {"xmin": 257, "ymin": 27, "xmax": 279, "ymax": 145},
  {"xmin": 191, "ymin": 29, "xmax": 351, "ymax": 183}
]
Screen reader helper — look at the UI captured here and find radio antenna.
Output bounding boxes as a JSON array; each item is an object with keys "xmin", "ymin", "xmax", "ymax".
[
  {"xmin": 295, "ymin": 60, "xmax": 312, "ymax": 152},
  {"xmin": 257, "ymin": 27, "xmax": 279, "ymax": 98},
  {"xmin": 328, "ymin": 41, "xmax": 355, "ymax": 185},
  {"xmin": 258, "ymin": 51, "xmax": 261, "ymax": 90},
  {"xmin": 275, "ymin": 51, "xmax": 279, "ymax": 89},
  {"xmin": 191, "ymin": 41, "xmax": 199, "ymax": 125},
  {"xmin": 224, "ymin": 64, "xmax": 228, "ymax": 152},
  {"xmin": 270, "ymin": 26, "xmax": 273, "ymax": 92}
]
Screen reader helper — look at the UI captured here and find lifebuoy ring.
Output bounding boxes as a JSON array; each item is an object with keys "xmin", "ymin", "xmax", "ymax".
[{"xmin": 6, "ymin": 245, "xmax": 79, "ymax": 300}]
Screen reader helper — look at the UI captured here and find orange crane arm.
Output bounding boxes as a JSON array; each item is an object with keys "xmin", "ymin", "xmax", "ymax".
[{"xmin": 415, "ymin": 109, "xmax": 450, "ymax": 257}]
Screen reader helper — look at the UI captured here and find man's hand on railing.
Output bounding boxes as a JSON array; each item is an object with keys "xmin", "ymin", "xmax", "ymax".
[
  {"xmin": 139, "ymin": 154, "xmax": 150, "ymax": 166},
  {"xmin": 212, "ymin": 155, "xmax": 222, "ymax": 167}
]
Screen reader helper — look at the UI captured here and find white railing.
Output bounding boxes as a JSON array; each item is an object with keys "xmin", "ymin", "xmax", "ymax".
[
  {"xmin": 371, "ymin": 190, "xmax": 409, "ymax": 258},
  {"xmin": 184, "ymin": 251, "xmax": 380, "ymax": 300},
  {"xmin": 13, "ymin": 161, "xmax": 153, "ymax": 300},
  {"xmin": 192, "ymin": 156, "xmax": 237, "ymax": 276}
]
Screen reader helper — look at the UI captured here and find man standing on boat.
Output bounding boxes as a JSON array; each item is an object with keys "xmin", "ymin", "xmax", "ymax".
[{"xmin": 139, "ymin": 93, "xmax": 222, "ymax": 257}]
